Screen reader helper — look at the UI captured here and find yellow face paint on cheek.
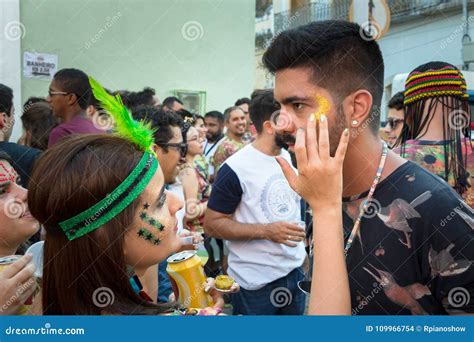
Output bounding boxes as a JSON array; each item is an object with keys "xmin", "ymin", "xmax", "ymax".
[{"xmin": 313, "ymin": 94, "xmax": 331, "ymax": 121}]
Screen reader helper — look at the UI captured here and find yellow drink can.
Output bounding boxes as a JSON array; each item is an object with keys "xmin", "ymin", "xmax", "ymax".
[{"xmin": 166, "ymin": 250, "xmax": 213, "ymax": 308}]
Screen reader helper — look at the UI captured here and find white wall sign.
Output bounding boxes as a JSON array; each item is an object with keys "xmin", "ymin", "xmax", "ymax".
[{"xmin": 23, "ymin": 52, "xmax": 58, "ymax": 80}]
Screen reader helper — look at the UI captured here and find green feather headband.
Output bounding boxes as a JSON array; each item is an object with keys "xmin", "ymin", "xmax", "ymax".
[{"xmin": 58, "ymin": 77, "xmax": 159, "ymax": 241}]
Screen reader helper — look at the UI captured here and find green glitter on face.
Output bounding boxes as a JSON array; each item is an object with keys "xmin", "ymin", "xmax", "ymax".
[
  {"xmin": 139, "ymin": 203, "xmax": 165, "ymax": 231},
  {"xmin": 137, "ymin": 228, "xmax": 161, "ymax": 245}
]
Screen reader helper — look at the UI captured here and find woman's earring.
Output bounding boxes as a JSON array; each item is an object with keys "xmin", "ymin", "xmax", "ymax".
[{"xmin": 352, "ymin": 120, "xmax": 358, "ymax": 126}]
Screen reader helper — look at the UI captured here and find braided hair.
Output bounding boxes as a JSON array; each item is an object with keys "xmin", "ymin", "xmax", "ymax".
[{"xmin": 397, "ymin": 61, "xmax": 471, "ymax": 195}]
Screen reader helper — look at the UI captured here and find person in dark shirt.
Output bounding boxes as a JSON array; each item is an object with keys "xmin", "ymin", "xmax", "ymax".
[
  {"xmin": 47, "ymin": 68, "xmax": 104, "ymax": 147},
  {"xmin": 263, "ymin": 20, "xmax": 474, "ymax": 315},
  {"xmin": 0, "ymin": 83, "xmax": 41, "ymax": 188}
]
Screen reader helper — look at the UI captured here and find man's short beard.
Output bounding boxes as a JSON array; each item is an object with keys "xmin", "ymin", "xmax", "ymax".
[
  {"xmin": 275, "ymin": 134, "xmax": 288, "ymax": 149},
  {"xmin": 207, "ymin": 131, "xmax": 222, "ymax": 141}
]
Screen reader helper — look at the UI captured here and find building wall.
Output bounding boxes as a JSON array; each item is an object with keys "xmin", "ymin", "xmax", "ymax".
[
  {"xmin": 1, "ymin": 0, "xmax": 22, "ymax": 140},
  {"xmin": 380, "ymin": 8, "xmax": 474, "ymax": 89},
  {"xmin": 20, "ymin": 0, "xmax": 255, "ymax": 126}
]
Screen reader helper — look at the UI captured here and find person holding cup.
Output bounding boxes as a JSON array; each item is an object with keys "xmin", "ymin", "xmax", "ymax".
[{"xmin": 204, "ymin": 89, "xmax": 306, "ymax": 315}]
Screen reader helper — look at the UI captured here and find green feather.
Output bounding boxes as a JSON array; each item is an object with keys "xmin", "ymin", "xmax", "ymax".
[{"xmin": 89, "ymin": 76, "xmax": 156, "ymax": 153}]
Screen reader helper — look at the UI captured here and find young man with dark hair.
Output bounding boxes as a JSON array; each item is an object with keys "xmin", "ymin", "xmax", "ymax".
[
  {"xmin": 205, "ymin": 89, "xmax": 306, "ymax": 315},
  {"xmin": 383, "ymin": 91, "xmax": 404, "ymax": 147},
  {"xmin": 211, "ymin": 106, "xmax": 247, "ymax": 173},
  {"xmin": 264, "ymin": 20, "xmax": 474, "ymax": 315},
  {"xmin": 125, "ymin": 87, "xmax": 159, "ymax": 109},
  {"xmin": 133, "ymin": 105, "xmax": 185, "ymax": 185},
  {"xmin": 203, "ymin": 110, "xmax": 225, "ymax": 178},
  {"xmin": 162, "ymin": 96, "xmax": 184, "ymax": 112},
  {"xmin": 235, "ymin": 97, "xmax": 256, "ymax": 142},
  {"xmin": 0, "ymin": 83, "xmax": 41, "ymax": 188},
  {"xmin": 47, "ymin": 68, "xmax": 104, "ymax": 147},
  {"xmin": 132, "ymin": 105, "xmax": 186, "ymax": 303}
]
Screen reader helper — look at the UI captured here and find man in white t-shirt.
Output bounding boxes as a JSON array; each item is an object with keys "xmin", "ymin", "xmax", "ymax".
[{"xmin": 204, "ymin": 90, "xmax": 306, "ymax": 315}]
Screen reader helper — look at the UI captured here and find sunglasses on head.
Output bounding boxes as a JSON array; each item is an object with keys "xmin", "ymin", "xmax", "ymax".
[{"xmin": 386, "ymin": 118, "xmax": 404, "ymax": 130}]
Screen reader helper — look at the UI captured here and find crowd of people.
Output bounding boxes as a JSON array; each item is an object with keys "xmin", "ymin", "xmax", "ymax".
[{"xmin": 0, "ymin": 19, "xmax": 473, "ymax": 316}]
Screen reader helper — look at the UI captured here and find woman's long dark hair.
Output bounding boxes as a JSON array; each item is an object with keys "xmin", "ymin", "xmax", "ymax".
[
  {"xmin": 397, "ymin": 62, "xmax": 471, "ymax": 196},
  {"xmin": 28, "ymin": 135, "xmax": 174, "ymax": 315}
]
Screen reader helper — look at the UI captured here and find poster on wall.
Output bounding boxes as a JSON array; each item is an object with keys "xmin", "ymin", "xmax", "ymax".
[
  {"xmin": 174, "ymin": 90, "xmax": 206, "ymax": 115},
  {"xmin": 23, "ymin": 52, "xmax": 58, "ymax": 80}
]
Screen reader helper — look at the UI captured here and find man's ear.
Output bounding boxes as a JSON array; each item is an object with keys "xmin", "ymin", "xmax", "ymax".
[
  {"xmin": 66, "ymin": 93, "xmax": 78, "ymax": 106},
  {"xmin": 153, "ymin": 144, "xmax": 162, "ymax": 156},
  {"xmin": 0, "ymin": 112, "xmax": 7, "ymax": 130},
  {"xmin": 262, "ymin": 120, "xmax": 273, "ymax": 135},
  {"xmin": 342, "ymin": 90, "xmax": 373, "ymax": 128}
]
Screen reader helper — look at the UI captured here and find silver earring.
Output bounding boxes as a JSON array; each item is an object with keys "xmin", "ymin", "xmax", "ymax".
[{"xmin": 352, "ymin": 120, "xmax": 358, "ymax": 126}]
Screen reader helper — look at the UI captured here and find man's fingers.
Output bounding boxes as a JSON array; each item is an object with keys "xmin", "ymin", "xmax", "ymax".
[
  {"xmin": 318, "ymin": 115, "xmax": 330, "ymax": 160},
  {"xmin": 275, "ymin": 157, "xmax": 298, "ymax": 190},
  {"xmin": 335, "ymin": 128, "xmax": 350, "ymax": 164},
  {"xmin": 230, "ymin": 282, "xmax": 240, "ymax": 293},
  {"xmin": 282, "ymin": 240, "xmax": 298, "ymax": 248},
  {"xmin": 286, "ymin": 227, "xmax": 306, "ymax": 238},
  {"xmin": 288, "ymin": 236, "xmax": 304, "ymax": 242},
  {"xmin": 306, "ymin": 114, "xmax": 319, "ymax": 162},
  {"xmin": 2, "ymin": 255, "xmax": 32, "ymax": 279},
  {"xmin": 294, "ymin": 128, "xmax": 308, "ymax": 168}
]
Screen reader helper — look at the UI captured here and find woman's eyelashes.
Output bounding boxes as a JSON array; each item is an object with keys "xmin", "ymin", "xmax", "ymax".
[
  {"xmin": 0, "ymin": 183, "xmax": 9, "ymax": 196},
  {"xmin": 157, "ymin": 192, "xmax": 167, "ymax": 208}
]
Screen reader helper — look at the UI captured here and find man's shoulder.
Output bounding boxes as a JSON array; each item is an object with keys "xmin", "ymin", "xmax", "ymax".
[
  {"xmin": 0, "ymin": 142, "xmax": 41, "ymax": 160},
  {"xmin": 223, "ymin": 144, "xmax": 254, "ymax": 168}
]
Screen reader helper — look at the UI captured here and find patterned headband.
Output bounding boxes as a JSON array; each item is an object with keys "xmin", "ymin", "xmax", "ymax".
[
  {"xmin": 404, "ymin": 65, "xmax": 468, "ymax": 106},
  {"xmin": 58, "ymin": 77, "xmax": 157, "ymax": 241}
]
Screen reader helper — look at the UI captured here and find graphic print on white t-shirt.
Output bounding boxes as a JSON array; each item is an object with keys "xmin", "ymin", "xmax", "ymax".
[{"xmin": 261, "ymin": 173, "xmax": 300, "ymax": 222}]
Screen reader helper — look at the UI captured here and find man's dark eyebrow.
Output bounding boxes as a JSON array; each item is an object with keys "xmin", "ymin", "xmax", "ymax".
[
  {"xmin": 279, "ymin": 96, "xmax": 312, "ymax": 105},
  {"xmin": 155, "ymin": 184, "xmax": 166, "ymax": 206}
]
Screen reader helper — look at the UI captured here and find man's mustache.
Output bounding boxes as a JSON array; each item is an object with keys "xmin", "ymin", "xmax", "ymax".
[{"xmin": 277, "ymin": 133, "xmax": 296, "ymax": 145}]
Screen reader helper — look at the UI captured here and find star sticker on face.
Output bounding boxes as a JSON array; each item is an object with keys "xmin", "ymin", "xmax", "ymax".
[
  {"xmin": 140, "ymin": 212, "xmax": 148, "ymax": 220},
  {"xmin": 143, "ymin": 202, "xmax": 150, "ymax": 210}
]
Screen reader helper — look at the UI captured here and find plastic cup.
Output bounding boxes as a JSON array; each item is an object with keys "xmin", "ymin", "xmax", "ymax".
[{"xmin": 25, "ymin": 241, "xmax": 44, "ymax": 278}]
